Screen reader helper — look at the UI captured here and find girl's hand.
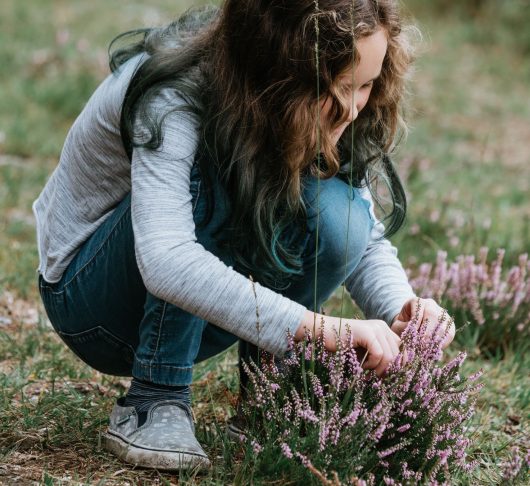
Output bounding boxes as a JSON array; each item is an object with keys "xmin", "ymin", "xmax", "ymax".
[
  {"xmin": 390, "ymin": 297, "xmax": 456, "ymax": 350},
  {"xmin": 295, "ymin": 311, "xmax": 401, "ymax": 377}
]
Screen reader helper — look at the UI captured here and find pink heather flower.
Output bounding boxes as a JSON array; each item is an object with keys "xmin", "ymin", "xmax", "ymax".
[
  {"xmin": 372, "ymin": 422, "xmax": 389, "ymax": 442},
  {"xmin": 443, "ymin": 352, "xmax": 467, "ymax": 373},
  {"xmin": 401, "ymin": 463, "xmax": 412, "ymax": 480},
  {"xmin": 295, "ymin": 451, "xmax": 312, "ymax": 469},
  {"xmin": 408, "ymin": 248, "xmax": 529, "ymax": 351},
  {"xmin": 304, "ymin": 344, "xmax": 313, "ymax": 361},
  {"xmin": 501, "ymin": 447, "xmax": 524, "ymax": 481},
  {"xmin": 280, "ymin": 442, "xmax": 293, "ymax": 459},
  {"xmin": 298, "ymin": 406, "xmax": 319, "ymax": 424},
  {"xmin": 281, "ymin": 401, "xmax": 293, "ymax": 421},
  {"xmin": 421, "ymin": 388, "xmax": 436, "ymax": 408},
  {"xmin": 341, "ymin": 403, "xmax": 362, "ymax": 428},
  {"xmin": 398, "ymin": 399, "xmax": 413, "ymax": 413},
  {"xmin": 239, "ymin": 296, "xmax": 481, "ymax": 484},
  {"xmin": 378, "ymin": 442, "xmax": 408, "ymax": 459},
  {"xmin": 438, "ymin": 448, "xmax": 452, "ymax": 466},
  {"xmin": 467, "ymin": 370, "xmax": 483, "ymax": 382},
  {"xmin": 461, "ymin": 460, "xmax": 479, "ymax": 473},
  {"xmin": 309, "ymin": 372, "xmax": 324, "ymax": 399},
  {"xmin": 397, "ymin": 424, "xmax": 411, "ymax": 433},
  {"xmin": 251, "ymin": 439, "xmax": 262, "ymax": 454}
]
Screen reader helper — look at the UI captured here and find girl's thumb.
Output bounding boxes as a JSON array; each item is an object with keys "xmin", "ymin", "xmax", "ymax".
[{"xmin": 391, "ymin": 319, "xmax": 408, "ymax": 336}]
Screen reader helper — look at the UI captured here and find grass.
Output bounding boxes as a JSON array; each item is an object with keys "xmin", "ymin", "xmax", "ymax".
[{"xmin": 0, "ymin": 0, "xmax": 529, "ymax": 484}]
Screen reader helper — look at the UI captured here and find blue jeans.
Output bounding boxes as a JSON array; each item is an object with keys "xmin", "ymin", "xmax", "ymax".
[{"xmin": 38, "ymin": 161, "xmax": 374, "ymax": 385}]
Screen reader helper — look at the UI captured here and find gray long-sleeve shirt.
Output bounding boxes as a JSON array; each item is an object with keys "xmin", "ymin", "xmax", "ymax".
[{"xmin": 32, "ymin": 53, "xmax": 416, "ymax": 355}]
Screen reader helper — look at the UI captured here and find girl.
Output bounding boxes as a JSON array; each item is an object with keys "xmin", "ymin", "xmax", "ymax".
[{"xmin": 34, "ymin": 0, "xmax": 454, "ymax": 471}]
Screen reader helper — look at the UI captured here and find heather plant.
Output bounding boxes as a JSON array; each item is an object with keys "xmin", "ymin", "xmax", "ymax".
[
  {"xmin": 407, "ymin": 248, "xmax": 529, "ymax": 354},
  {"xmin": 500, "ymin": 446, "xmax": 530, "ymax": 484},
  {"xmin": 238, "ymin": 302, "xmax": 482, "ymax": 485}
]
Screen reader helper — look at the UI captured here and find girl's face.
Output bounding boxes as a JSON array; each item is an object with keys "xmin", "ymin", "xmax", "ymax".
[{"xmin": 320, "ymin": 27, "xmax": 389, "ymax": 145}]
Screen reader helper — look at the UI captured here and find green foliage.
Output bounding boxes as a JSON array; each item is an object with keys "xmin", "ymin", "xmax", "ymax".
[{"xmin": 403, "ymin": 0, "xmax": 530, "ymax": 54}]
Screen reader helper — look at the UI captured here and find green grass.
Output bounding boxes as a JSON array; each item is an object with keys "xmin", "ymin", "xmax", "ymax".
[
  {"xmin": 0, "ymin": 0, "xmax": 529, "ymax": 484},
  {"xmin": 392, "ymin": 8, "xmax": 530, "ymax": 265},
  {"xmin": 0, "ymin": 0, "xmax": 213, "ymax": 159}
]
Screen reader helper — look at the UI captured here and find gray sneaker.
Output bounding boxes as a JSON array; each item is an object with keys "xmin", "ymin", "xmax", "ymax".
[{"xmin": 102, "ymin": 397, "xmax": 210, "ymax": 471}]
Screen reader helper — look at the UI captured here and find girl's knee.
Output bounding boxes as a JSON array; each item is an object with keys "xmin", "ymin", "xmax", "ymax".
[{"xmin": 304, "ymin": 177, "xmax": 372, "ymax": 273}]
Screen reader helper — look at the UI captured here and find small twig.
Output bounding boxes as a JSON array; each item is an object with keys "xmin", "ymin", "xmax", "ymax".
[{"xmin": 306, "ymin": 461, "xmax": 342, "ymax": 485}]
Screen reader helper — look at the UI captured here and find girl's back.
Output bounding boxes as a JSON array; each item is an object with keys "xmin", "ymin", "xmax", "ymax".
[{"xmin": 33, "ymin": 53, "xmax": 147, "ymax": 283}]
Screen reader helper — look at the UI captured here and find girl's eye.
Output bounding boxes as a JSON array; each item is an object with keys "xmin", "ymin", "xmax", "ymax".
[{"xmin": 362, "ymin": 82, "xmax": 373, "ymax": 89}]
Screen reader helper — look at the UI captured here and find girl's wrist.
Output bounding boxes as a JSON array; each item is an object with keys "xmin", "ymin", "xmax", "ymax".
[{"xmin": 294, "ymin": 310, "xmax": 322, "ymax": 341}]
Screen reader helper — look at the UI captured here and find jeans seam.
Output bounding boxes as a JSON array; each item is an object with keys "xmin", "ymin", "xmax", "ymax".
[
  {"xmin": 45, "ymin": 202, "xmax": 130, "ymax": 295},
  {"xmin": 135, "ymin": 360, "xmax": 193, "ymax": 371},
  {"xmin": 148, "ymin": 301, "xmax": 167, "ymax": 381}
]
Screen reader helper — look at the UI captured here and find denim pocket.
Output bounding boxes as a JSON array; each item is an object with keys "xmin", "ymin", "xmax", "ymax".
[{"xmin": 57, "ymin": 326, "xmax": 135, "ymax": 376}]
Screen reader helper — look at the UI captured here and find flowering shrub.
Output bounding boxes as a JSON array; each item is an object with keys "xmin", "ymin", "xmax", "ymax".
[
  {"xmin": 239, "ymin": 305, "xmax": 482, "ymax": 485},
  {"xmin": 407, "ymin": 248, "xmax": 529, "ymax": 353},
  {"xmin": 500, "ymin": 447, "xmax": 530, "ymax": 483}
]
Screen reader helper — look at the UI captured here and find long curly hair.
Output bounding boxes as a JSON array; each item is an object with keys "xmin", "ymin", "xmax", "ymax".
[{"xmin": 111, "ymin": 0, "xmax": 418, "ymax": 290}]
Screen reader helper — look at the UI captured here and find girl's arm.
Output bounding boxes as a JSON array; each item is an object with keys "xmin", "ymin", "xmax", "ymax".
[
  {"xmin": 344, "ymin": 182, "xmax": 417, "ymax": 325},
  {"xmin": 130, "ymin": 89, "xmax": 307, "ymax": 356},
  {"xmin": 345, "ymin": 185, "xmax": 456, "ymax": 349}
]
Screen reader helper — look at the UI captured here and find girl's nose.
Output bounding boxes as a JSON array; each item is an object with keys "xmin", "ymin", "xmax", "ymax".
[
  {"xmin": 349, "ymin": 93, "xmax": 359, "ymax": 122},
  {"xmin": 347, "ymin": 102, "xmax": 358, "ymax": 123}
]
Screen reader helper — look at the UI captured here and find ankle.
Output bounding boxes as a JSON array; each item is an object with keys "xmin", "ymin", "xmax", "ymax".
[{"xmin": 124, "ymin": 378, "xmax": 191, "ymax": 413}]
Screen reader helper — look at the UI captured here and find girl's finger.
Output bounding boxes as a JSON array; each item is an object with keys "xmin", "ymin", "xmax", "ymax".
[
  {"xmin": 374, "ymin": 337, "xmax": 393, "ymax": 377},
  {"xmin": 384, "ymin": 334, "xmax": 401, "ymax": 372},
  {"xmin": 386, "ymin": 333, "xmax": 400, "ymax": 358},
  {"xmin": 441, "ymin": 320, "xmax": 456, "ymax": 349},
  {"xmin": 390, "ymin": 328, "xmax": 402, "ymax": 345},
  {"xmin": 362, "ymin": 339, "xmax": 384, "ymax": 371},
  {"xmin": 390, "ymin": 319, "xmax": 407, "ymax": 338}
]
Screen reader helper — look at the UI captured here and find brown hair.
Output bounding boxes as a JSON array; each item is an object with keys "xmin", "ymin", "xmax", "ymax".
[{"xmin": 112, "ymin": 0, "xmax": 418, "ymax": 289}]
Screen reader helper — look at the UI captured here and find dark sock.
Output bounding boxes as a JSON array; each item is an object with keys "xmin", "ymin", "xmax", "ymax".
[{"xmin": 124, "ymin": 378, "xmax": 191, "ymax": 426}]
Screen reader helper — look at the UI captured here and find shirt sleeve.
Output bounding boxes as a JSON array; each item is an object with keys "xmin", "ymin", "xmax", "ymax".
[
  {"xmin": 130, "ymin": 89, "xmax": 307, "ymax": 356},
  {"xmin": 344, "ymin": 181, "xmax": 417, "ymax": 325}
]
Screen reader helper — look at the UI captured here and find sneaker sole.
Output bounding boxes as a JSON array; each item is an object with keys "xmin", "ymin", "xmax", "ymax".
[{"xmin": 102, "ymin": 432, "xmax": 211, "ymax": 471}]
